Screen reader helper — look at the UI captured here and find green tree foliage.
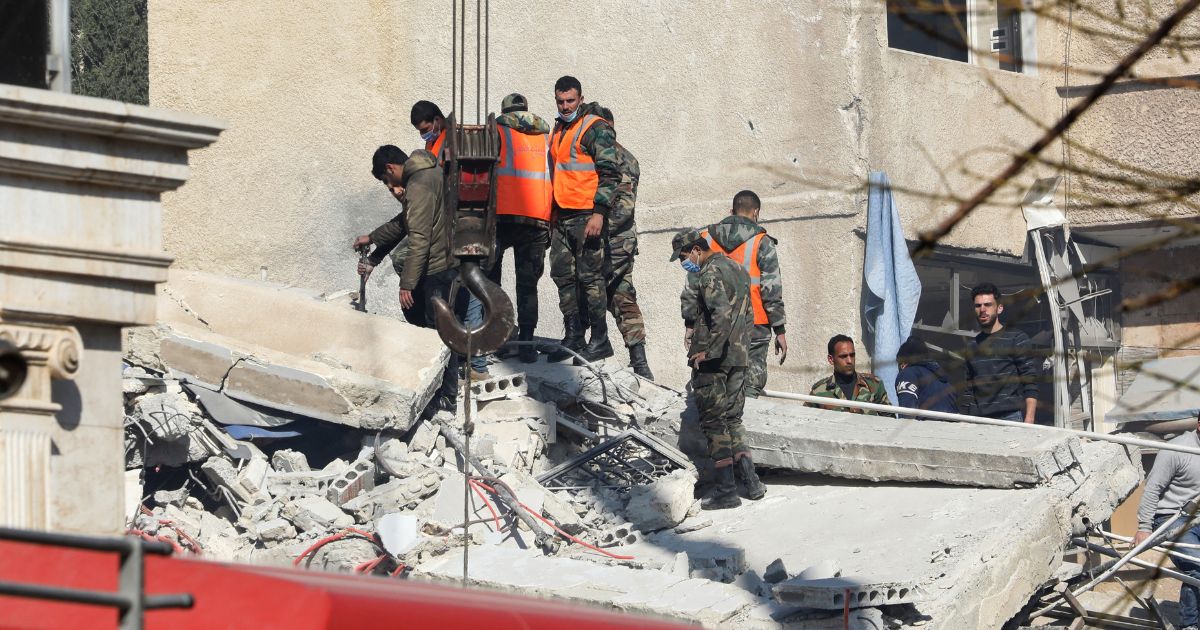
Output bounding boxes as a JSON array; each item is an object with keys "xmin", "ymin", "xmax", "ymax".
[{"xmin": 71, "ymin": 0, "xmax": 148, "ymax": 104}]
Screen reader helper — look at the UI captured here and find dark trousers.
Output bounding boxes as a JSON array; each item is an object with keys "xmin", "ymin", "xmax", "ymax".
[
  {"xmin": 550, "ymin": 211, "xmax": 608, "ymax": 327},
  {"xmin": 422, "ymin": 268, "xmax": 467, "ymax": 399},
  {"xmin": 486, "ymin": 221, "xmax": 549, "ymax": 332},
  {"xmin": 692, "ymin": 362, "xmax": 748, "ymax": 463},
  {"xmin": 401, "ymin": 281, "xmax": 428, "ymax": 328}
]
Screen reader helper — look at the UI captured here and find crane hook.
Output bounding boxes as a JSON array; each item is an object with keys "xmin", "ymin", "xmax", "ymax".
[{"xmin": 431, "ymin": 261, "xmax": 515, "ymax": 356}]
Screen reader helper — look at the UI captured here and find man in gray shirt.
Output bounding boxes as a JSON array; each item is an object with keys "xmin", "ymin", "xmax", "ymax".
[{"xmin": 1136, "ymin": 412, "xmax": 1200, "ymax": 630}]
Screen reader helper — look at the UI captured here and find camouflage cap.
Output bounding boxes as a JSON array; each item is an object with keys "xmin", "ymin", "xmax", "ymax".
[
  {"xmin": 670, "ymin": 228, "xmax": 704, "ymax": 261},
  {"xmin": 501, "ymin": 93, "xmax": 528, "ymax": 113}
]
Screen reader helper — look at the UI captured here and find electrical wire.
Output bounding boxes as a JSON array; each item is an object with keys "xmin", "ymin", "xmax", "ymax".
[
  {"xmin": 467, "ymin": 478, "xmax": 501, "ymax": 529},
  {"xmin": 470, "ymin": 479, "xmax": 635, "ymax": 561}
]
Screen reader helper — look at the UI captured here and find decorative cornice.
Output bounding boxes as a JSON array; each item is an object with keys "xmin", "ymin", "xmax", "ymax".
[
  {"xmin": 0, "ymin": 84, "xmax": 224, "ymax": 150},
  {"xmin": 0, "ymin": 240, "xmax": 172, "ymax": 284},
  {"xmin": 0, "ymin": 321, "xmax": 82, "ymax": 414}
]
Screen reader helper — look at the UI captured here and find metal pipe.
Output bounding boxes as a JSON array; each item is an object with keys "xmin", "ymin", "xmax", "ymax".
[
  {"xmin": 1094, "ymin": 530, "xmax": 1200, "ymax": 565},
  {"xmin": 0, "ymin": 581, "xmax": 132, "ymax": 610},
  {"xmin": 759, "ymin": 389, "xmax": 1200, "ymax": 459},
  {"xmin": 1072, "ymin": 538, "xmax": 1200, "ymax": 589}
]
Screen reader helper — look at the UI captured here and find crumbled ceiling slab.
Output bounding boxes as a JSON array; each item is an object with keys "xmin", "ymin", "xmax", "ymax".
[
  {"xmin": 662, "ymin": 396, "xmax": 1086, "ymax": 489},
  {"xmin": 125, "ymin": 270, "xmax": 447, "ymax": 431}
]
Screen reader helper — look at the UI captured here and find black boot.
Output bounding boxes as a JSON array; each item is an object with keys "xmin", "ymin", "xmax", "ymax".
[
  {"xmin": 518, "ymin": 326, "xmax": 538, "ymax": 363},
  {"xmin": 576, "ymin": 320, "xmax": 614, "ymax": 364},
  {"xmin": 701, "ymin": 465, "xmax": 741, "ymax": 511},
  {"xmin": 547, "ymin": 313, "xmax": 584, "ymax": 363},
  {"xmin": 627, "ymin": 343, "xmax": 654, "ymax": 380},
  {"xmin": 734, "ymin": 453, "xmax": 766, "ymax": 500}
]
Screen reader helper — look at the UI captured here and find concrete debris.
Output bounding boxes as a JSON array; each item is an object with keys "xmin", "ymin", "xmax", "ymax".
[
  {"xmin": 471, "ymin": 372, "xmax": 528, "ymax": 402},
  {"xmin": 659, "ymin": 396, "xmax": 1087, "ymax": 489},
  {"xmin": 773, "ymin": 575, "xmax": 928, "ymax": 610},
  {"xmin": 271, "ymin": 449, "xmax": 310, "ymax": 473},
  {"xmin": 763, "ymin": 558, "xmax": 789, "ymax": 584},
  {"xmin": 625, "ymin": 469, "xmax": 696, "ymax": 533},
  {"xmin": 119, "ymin": 317, "xmax": 1143, "ymax": 629}
]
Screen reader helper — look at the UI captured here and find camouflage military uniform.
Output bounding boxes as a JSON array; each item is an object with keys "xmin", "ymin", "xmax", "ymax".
[
  {"xmin": 604, "ymin": 142, "xmax": 645, "ymax": 348},
  {"xmin": 688, "ymin": 251, "xmax": 754, "ymax": 464},
  {"xmin": 681, "ymin": 216, "xmax": 787, "ymax": 397},
  {"xmin": 807, "ymin": 372, "xmax": 892, "ymax": 415},
  {"xmin": 549, "ymin": 102, "xmax": 620, "ymax": 329}
]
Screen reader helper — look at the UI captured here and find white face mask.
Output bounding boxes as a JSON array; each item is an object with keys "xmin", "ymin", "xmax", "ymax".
[
  {"xmin": 559, "ymin": 108, "xmax": 579, "ymax": 123},
  {"xmin": 420, "ymin": 128, "xmax": 438, "ymax": 143}
]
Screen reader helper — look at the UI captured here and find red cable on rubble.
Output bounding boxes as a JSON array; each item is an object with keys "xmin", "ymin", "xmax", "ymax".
[
  {"xmin": 470, "ymin": 480, "xmax": 634, "ymax": 561},
  {"xmin": 293, "ymin": 527, "xmax": 379, "ymax": 567},
  {"xmin": 467, "ymin": 478, "xmax": 502, "ymax": 529}
]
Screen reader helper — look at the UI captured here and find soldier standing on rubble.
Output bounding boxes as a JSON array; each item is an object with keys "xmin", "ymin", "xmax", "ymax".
[
  {"xmin": 681, "ymin": 190, "xmax": 787, "ymax": 396},
  {"xmin": 672, "ymin": 228, "xmax": 766, "ymax": 510},
  {"xmin": 593, "ymin": 106, "xmax": 653, "ymax": 380},
  {"xmin": 487, "ymin": 93, "xmax": 552, "ymax": 365},
  {"xmin": 546, "ymin": 76, "xmax": 621, "ymax": 366},
  {"xmin": 807, "ymin": 334, "xmax": 891, "ymax": 415},
  {"xmin": 360, "ymin": 145, "xmax": 462, "ymax": 413}
]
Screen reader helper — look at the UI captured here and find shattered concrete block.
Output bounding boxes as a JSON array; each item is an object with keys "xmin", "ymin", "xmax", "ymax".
[
  {"xmin": 132, "ymin": 392, "xmax": 201, "ymax": 441},
  {"xmin": 267, "ymin": 469, "xmax": 338, "ymax": 501},
  {"xmin": 772, "ymin": 575, "xmax": 927, "ymax": 610},
  {"xmin": 625, "ymin": 469, "xmax": 695, "ymax": 533},
  {"xmin": 153, "ymin": 486, "xmax": 190, "ymax": 508},
  {"xmin": 499, "ymin": 469, "xmax": 584, "ymax": 535},
  {"xmin": 327, "ymin": 459, "xmax": 376, "ymax": 506},
  {"xmin": 271, "ymin": 449, "xmax": 310, "ymax": 473},
  {"xmin": 408, "ymin": 421, "xmax": 438, "ymax": 455},
  {"xmin": 470, "ymin": 372, "xmax": 528, "ymax": 402},
  {"xmin": 238, "ymin": 455, "xmax": 271, "ymax": 496},
  {"xmin": 202, "ymin": 457, "xmax": 254, "ymax": 504},
  {"xmin": 735, "ymin": 570, "xmax": 771, "ymax": 598},
  {"xmin": 763, "ymin": 558, "xmax": 789, "ymax": 584},
  {"xmin": 254, "ymin": 518, "xmax": 296, "ymax": 543},
  {"xmin": 306, "ymin": 537, "xmax": 379, "ymax": 572},
  {"xmin": 287, "ymin": 496, "xmax": 353, "ymax": 533}
]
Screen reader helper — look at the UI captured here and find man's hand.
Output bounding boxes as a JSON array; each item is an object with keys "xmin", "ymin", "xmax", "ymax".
[
  {"xmin": 684, "ymin": 327, "xmax": 694, "ymax": 351},
  {"xmin": 1134, "ymin": 530, "xmax": 1151, "ymax": 546},
  {"xmin": 357, "ymin": 262, "xmax": 375, "ymax": 278},
  {"xmin": 399, "ymin": 289, "xmax": 415, "ymax": 310},
  {"xmin": 690, "ymin": 351, "xmax": 707, "ymax": 368},
  {"xmin": 1024, "ymin": 397, "xmax": 1037, "ymax": 424},
  {"xmin": 584, "ymin": 212, "xmax": 604, "ymax": 239},
  {"xmin": 775, "ymin": 333, "xmax": 788, "ymax": 364},
  {"xmin": 353, "ymin": 235, "xmax": 372, "ymax": 251}
]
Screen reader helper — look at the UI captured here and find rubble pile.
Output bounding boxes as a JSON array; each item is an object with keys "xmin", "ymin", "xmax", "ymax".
[{"xmin": 121, "ymin": 349, "xmax": 699, "ymax": 581}]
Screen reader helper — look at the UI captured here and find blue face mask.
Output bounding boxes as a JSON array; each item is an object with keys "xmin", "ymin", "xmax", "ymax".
[
  {"xmin": 559, "ymin": 108, "xmax": 579, "ymax": 124},
  {"xmin": 421, "ymin": 128, "xmax": 438, "ymax": 143},
  {"xmin": 681, "ymin": 259, "xmax": 701, "ymax": 274}
]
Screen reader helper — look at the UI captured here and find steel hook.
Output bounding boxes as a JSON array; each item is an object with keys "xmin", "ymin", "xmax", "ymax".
[{"xmin": 431, "ymin": 261, "xmax": 515, "ymax": 356}]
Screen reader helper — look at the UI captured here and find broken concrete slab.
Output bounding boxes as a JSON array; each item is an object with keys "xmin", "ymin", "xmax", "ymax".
[
  {"xmin": 499, "ymin": 468, "xmax": 584, "ymax": 535},
  {"xmin": 419, "ymin": 545, "xmax": 772, "ymax": 628},
  {"xmin": 658, "ymin": 396, "xmax": 1086, "ymax": 489},
  {"xmin": 271, "ymin": 449, "xmax": 309, "ymax": 473},
  {"xmin": 471, "ymin": 372, "xmax": 528, "ymax": 402},
  {"xmin": 125, "ymin": 269, "xmax": 448, "ymax": 432},
  {"xmin": 773, "ymin": 575, "xmax": 927, "ymax": 610},
  {"xmin": 625, "ymin": 469, "xmax": 696, "ymax": 533},
  {"xmin": 603, "ymin": 439, "xmax": 1139, "ymax": 629},
  {"xmin": 285, "ymin": 496, "xmax": 352, "ymax": 532}
]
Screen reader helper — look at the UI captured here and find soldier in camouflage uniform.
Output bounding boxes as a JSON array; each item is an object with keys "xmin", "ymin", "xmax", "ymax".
[
  {"xmin": 672, "ymin": 228, "xmax": 767, "ymax": 510},
  {"xmin": 681, "ymin": 191, "xmax": 787, "ymax": 398},
  {"xmin": 586, "ymin": 107, "xmax": 653, "ymax": 379},
  {"xmin": 807, "ymin": 334, "xmax": 892, "ymax": 415},
  {"xmin": 547, "ymin": 76, "xmax": 621, "ymax": 365}
]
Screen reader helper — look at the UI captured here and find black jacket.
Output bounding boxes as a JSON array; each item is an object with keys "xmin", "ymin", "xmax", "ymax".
[{"xmin": 895, "ymin": 361, "xmax": 957, "ymax": 418}]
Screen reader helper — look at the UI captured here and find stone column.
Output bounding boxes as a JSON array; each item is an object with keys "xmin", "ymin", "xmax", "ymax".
[{"xmin": 0, "ymin": 84, "xmax": 222, "ymax": 533}]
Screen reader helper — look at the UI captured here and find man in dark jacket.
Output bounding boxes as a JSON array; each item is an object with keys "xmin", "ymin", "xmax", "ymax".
[
  {"xmin": 356, "ymin": 145, "xmax": 462, "ymax": 413},
  {"xmin": 961, "ymin": 282, "xmax": 1040, "ymax": 423},
  {"xmin": 895, "ymin": 336, "xmax": 957, "ymax": 418}
]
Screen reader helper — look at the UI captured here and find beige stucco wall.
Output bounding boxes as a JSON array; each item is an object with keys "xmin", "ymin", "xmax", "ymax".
[{"xmin": 149, "ymin": 1, "xmax": 1063, "ymax": 391}]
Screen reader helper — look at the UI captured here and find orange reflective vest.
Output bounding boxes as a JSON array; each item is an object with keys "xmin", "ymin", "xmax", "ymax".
[
  {"xmin": 495, "ymin": 125, "xmax": 551, "ymax": 222},
  {"xmin": 426, "ymin": 129, "xmax": 446, "ymax": 163},
  {"xmin": 701, "ymin": 229, "xmax": 769, "ymax": 326},
  {"xmin": 550, "ymin": 114, "xmax": 603, "ymax": 210}
]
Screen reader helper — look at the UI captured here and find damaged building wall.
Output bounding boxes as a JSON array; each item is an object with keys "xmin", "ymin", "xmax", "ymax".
[
  {"xmin": 147, "ymin": 1, "xmax": 1063, "ymax": 390},
  {"xmin": 1118, "ymin": 245, "xmax": 1200, "ymax": 385}
]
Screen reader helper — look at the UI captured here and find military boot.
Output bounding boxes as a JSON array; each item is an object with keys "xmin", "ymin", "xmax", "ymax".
[
  {"xmin": 628, "ymin": 343, "xmax": 654, "ymax": 380},
  {"xmin": 701, "ymin": 465, "xmax": 741, "ymax": 511},
  {"xmin": 734, "ymin": 453, "xmax": 766, "ymax": 500},
  {"xmin": 547, "ymin": 313, "xmax": 585, "ymax": 363},
  {"xmin": 576, "ymin": 320, "xmax": 614, "ymax": 364},
  {"xmin": 517, "ymin": 326, "xmax": 538, "ymax": 364}
]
